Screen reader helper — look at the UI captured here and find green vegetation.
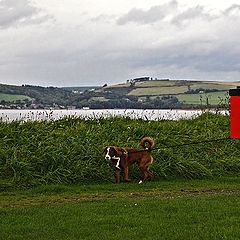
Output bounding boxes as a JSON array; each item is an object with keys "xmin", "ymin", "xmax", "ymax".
[
  {"xmin": 99, "ymin": 80, "xmax": 233, "ymax": 108},
  {"xmin": 0, "ymin": 80, "xmax": 236, "ymax": 109},
  {"xmin": 0, "ymin": 178, "xmax": 240, "ymax": 240},
  {"xmin": 128, "ymin": 85, "xmax": 189, "ymax": 96},
  {"xmin": 135, "ymin": 80, "xmax": 177, "ymax": 87},
  {"xmin": 1, "ymin": 113, "xmax": 239, "ymax": 239},
  {"xmin": 190, "ymin": 83, "xmax": 231, "ymax": 91},
  {"xmin": 0, "ymin": 113, "xmax": 239, "ymax": 187},
  {"xmin": 0, "ymin": 83, "xmax": 78, "ymax": 108},
  {"xmin": 177, "ymin": 91, "xmax": 229, "ymax": 105},
  {"xmin": 0, "ymin": 93, "xmax": 31, "ymax": 103}
]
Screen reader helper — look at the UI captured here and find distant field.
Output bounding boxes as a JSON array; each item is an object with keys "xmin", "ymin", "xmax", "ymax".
[
  {"xmin": 128, "ymin": 85, "xmax": 189, "ymax": 96},
  {"xmin": 177, "ymin": 91, "xmax": 229, "ymax": 105},
  {"xmin": 205, "ymin": 81, "xmax": 240, "ymax": 86},
  {"xmin": 135, "ymin": 80, "xmax": 177, "ymax": 87},
  {"xmin": 105, "ymin": 83, "xmax": 131, "ymax": 88},
  {"xmin": 0, "ymin": 93, "xmax": 31, "ymax": 102},
  {"xmin": 90, "ymin": 96, "xmax": 109, "ymax": 102},
  {"xmin": 190, "ymin": 83, "xmax": 232, "ymax": 91},
  {"xmin": 63, "ymin": 86, "xmax": 99, "ymax": 91},
  {"xmin": 125, "ymin": 80, "xmax": 234, "ymax": 97}
]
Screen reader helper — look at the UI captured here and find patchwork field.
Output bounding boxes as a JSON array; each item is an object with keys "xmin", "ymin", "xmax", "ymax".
[
  {"xmin": 127, "ymin": 81, "xmax": 233, "ymax": 96},
  {"xmin": 102, "ymin": 79, "xmax": 236, "ymax": 106}
]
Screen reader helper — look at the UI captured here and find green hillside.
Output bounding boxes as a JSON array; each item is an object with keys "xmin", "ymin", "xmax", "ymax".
[
  {"xmin": 100, "ymin": 79, "xmax": 236, "ymax": 107},
  {"xmin": 0, "ymin": 93, "xmax": 31, "ymax": 103},
  {"xmin": 177, "ymin": 91, "xmax": 229, "ymax": 105},
  {"xmin": 104, "ymin": 80, "xmax": 233, "ymax": 97},
  {"xmin": 0, "ymin": 79, "xmax": 238, "ymax": 109}
]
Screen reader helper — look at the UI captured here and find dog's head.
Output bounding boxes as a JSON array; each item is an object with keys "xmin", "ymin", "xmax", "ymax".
[{"xmin": 103, "ymin": 147, "xmax": 126, "ymax": 161}]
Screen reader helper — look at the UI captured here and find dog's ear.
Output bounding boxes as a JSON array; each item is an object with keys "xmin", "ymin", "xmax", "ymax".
[{"xmin": 102, "ymin": 147, "xmax": 108, "ymax": 153}]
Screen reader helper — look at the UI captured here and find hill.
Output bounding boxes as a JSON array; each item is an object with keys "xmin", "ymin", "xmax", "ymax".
[
  {"xmin": 0, "ymin": 83, "xmax": 86, "ymax": 109},
  {"xmin": 0, "ymin": 79, "xmax": 239, "ymax": 109},
  {"xmin": 96, "ymin": 79, "xmax": 238, "ymax": 108}
]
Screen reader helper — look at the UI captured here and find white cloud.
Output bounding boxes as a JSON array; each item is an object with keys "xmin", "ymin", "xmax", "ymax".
[{"xmin": 0, "ymin": 0, "xmax": 240, "ymax": 86}]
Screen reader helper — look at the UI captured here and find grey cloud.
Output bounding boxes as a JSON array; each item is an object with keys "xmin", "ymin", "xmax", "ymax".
[
  {"xmin": 117, "ymin": 0, "xmax": 178, "ymax": 25},
  {"xmin": 107, "ymin": 37, "xmax": 240, "ymax": 78},
  {"xmin": 223, "ymin": 4, "xmax": 240, "ymax": 16},
  {"xmin": 0, "ymin": 0, "xmax": 51, "ymax": 28},
  {"xmin": 171, "ymin": 6, "xmax": 213, "ymax": 26},
  {"xmin": 90, "ymin": 14, "xmax": 117, "ymax": 23},
  {"xmin": 2, "ymin": 1, "xmax": 240, "ymax": 86},
  {"xmin": 117, "ymin": 1, "xmax": 219, "ymax": 26}
]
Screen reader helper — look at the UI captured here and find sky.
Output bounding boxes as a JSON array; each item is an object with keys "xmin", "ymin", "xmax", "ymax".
[{"xmin": 0, "ymin": 0, "xmax": 240, "ymax": 87}]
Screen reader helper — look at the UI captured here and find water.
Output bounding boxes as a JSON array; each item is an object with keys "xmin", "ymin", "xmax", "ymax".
[{"xmin": 0, "ymin": 109, "xmax": 227, "ymax": 122}]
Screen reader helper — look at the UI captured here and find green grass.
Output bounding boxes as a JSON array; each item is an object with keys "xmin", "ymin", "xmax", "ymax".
[
  {"xmin": 1, "ymin": 177, "xmax": 240, "ymax": 207},
  {"xmin": 0, "ymin": 178, "xmax": 240, "ymax": 240},
  {"xmin": 1, "ymin": 195, "xmax": 240, "ymax": 240},
  {"xmin": 90, "ymin": 96, "xmax": 109, "ymax": 102},
  {"xmin": 0, "ymin": 93, "xmax": 31, "ymax": 102},
  {"xmin": 0, "ymin": 112, "xmax": 239, "ymax": 186},
  {"xmin": 177, "ymin": 91, "xmax": 229, "ymax": 105},
  {"xmin": 191, "ymin": 83, "xmax": 232, "ymax": 91},
  {"xmin": 1, "ymin": 107, "xmax": 238, "ymax": 239},
  {"xmin": 117, "ymin": 80, "xmax": 234, "ymax": 97},
  {"xmin": 135, "ymin": 80, "xmax": 177, "ymax": 87},
  {"xmin": 128, "ymin": 85, "xmax": 189, "ymax": 96},
  {"xmin": 128, "ymin": 84, "xmax": 232, "ymax": 97}
]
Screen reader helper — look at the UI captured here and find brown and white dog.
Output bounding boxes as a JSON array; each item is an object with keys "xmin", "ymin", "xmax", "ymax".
[{"xmin": 103, "ymin": 136, "xmax": 155, "ymax": 184}]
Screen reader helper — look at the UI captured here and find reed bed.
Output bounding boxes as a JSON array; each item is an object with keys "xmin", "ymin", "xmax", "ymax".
[{"xmin": 0, "ymin": 112, "xmax": 239, "ymax": 186}]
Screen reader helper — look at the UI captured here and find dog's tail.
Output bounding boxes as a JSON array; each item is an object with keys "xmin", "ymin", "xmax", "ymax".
[{"xmin": 140, "ymin": 136, "xmax": 155, "ymax": 151}]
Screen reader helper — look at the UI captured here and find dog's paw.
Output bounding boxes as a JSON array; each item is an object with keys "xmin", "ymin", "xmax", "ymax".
[
  {"xmin": 125, "ymin": 179, "xmax": 131, "ymax": 182},
  {"xmin": 138, "ymin": 180, "xmax": 143, "ymax": 184}
]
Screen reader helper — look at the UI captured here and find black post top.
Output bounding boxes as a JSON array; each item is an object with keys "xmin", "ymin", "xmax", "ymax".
[{"xmin": 229, "ymin": 88, "xmax": 240, "ymax": 96}]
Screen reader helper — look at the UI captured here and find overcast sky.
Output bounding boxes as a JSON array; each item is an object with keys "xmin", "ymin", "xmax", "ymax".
[{"xmin": 0, "ymin": 0, "xmax": 240, "ymax": 87}]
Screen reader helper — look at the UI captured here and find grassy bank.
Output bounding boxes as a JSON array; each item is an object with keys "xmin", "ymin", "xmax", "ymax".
[
  {"xmin": 0, "ymin": 112, "xmax": 239, "ymax": 186},
  {"xmin": 0, "ymin": 178, "xmax": 240, "ymax": 240}
]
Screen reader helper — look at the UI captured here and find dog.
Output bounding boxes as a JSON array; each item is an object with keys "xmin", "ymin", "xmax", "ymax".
[{"xmin": 103, "ymin": 136, "xmax": 155, "ymax": 184}]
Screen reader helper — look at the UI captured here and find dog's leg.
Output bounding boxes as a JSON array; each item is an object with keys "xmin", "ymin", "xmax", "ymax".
[
  {"xmin": 143, "ymin": 170, "xmax": 149, "ymax": 182},
  {"xmin": 124, "ymin": 166, "xmax": 131, "ymax": 182},
  {"xmin": 139, "ymin": 165, "xmax": 151, "ymax": 183},
  {"xmin": 147, "ymin": 169, "xmax": 154, "ymax": 180},
  {"xmin": 115, "ymin": 169, "xmax": 121, "ymax": 183}
]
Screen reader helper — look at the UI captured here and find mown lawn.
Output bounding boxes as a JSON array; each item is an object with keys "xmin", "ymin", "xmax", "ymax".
[{"xmin": 0, "ymin": 178, "xmax": 239, "ymax": 240}]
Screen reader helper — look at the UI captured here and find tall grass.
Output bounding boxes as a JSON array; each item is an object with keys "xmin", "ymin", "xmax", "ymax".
[{"xmin": 0, "ymin": 112, "xmax": 239, "ymax": 186}]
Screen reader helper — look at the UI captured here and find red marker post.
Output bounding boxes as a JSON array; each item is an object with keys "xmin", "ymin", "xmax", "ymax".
[{"xmin": 229, "ymin": 88, "xmax": 240, "ymax": 138}]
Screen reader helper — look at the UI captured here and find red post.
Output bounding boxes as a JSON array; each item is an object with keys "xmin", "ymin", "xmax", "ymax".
[{"xmin": 229, "ymin": 88, "xmax": 240, "ymax": 138}]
